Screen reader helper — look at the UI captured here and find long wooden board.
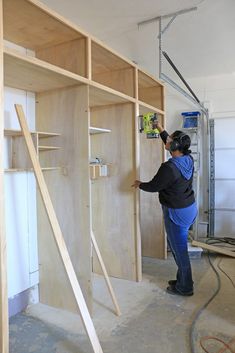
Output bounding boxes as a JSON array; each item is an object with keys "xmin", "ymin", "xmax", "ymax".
[
  {"xmin": 15, "ymin": 104, "xmax": 103, "ymax": 353},
  {"xmin": 91, "ymin": 231, "xmax": 121, "ymax": 316},
  {"xmin": 192, "ymin": 240, "xmax": 235, "ymax": 258}
]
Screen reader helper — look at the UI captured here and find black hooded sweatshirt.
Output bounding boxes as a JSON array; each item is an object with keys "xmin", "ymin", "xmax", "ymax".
[{"xmin": 139, "ymin": 131, "xmax": 195, "ymax": 208}]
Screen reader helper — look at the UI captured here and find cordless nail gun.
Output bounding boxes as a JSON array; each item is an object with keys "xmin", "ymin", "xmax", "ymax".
[{"xmin": 139, "ymin": 112, "xmax": 159, "ymax": 139}]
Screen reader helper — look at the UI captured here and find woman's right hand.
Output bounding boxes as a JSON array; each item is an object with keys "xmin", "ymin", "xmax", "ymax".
[
  {"xmin": 131, "ymin": 180, "xmax": 141, "ymax": 189},
  {"xmin": 155, "ymin": 121, "xmax": 164, "ymax": 133}
]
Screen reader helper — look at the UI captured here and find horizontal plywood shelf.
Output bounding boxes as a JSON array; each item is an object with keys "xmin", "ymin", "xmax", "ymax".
[
  {"xmin": 139, "ymin": 102, "xmax": 165, "ymax": 117},
  {"xmin": 4, "ymin": 48, "xmax": 137, "ymax": 107},
  {"xmin": 4, "ymin": 48, "xmax": 87, "ymax": 92},
  {"xmin": 89, "ymin": 84, "xmax": 135, "ymax": 107},
  {"xmin": 89, "ymin": 127, "xmax": 111, "ymax": 134}
]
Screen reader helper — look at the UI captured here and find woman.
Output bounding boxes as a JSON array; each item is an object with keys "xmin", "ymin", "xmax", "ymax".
[{"xmin": 132, "ymin": 122, "xmax": 197, "ymax": 296}]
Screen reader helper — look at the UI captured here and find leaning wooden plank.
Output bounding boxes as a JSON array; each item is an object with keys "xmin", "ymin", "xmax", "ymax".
[
  {"xmin": 0, "ymin": 0, "xmax": 9, "ymax": 350},
  {"xmin": 192, "ymin": 240, "xmax": 235, "ymax": 258},
  {"xmin": 15, "ymin": 104, "xmax": 103, "ymax": 353},
  {"xmin": 91, "ymin": 231, "xmax": 121, "ymax": 316}
]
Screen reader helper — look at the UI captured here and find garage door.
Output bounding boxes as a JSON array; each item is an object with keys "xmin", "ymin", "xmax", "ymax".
[{"xmin": 212, "ymin": 116, "xmax": 235, "ymax": 238}]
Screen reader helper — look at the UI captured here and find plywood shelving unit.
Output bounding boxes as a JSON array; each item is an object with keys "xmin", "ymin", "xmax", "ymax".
[{"xmin": 0, "ymin": 0, "xmax": 166, "ymax": 350}]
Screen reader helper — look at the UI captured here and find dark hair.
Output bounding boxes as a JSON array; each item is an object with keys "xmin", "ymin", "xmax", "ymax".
[{"xmin": 171, "ymin": 130, "xmax": 191, "ymax": 155}]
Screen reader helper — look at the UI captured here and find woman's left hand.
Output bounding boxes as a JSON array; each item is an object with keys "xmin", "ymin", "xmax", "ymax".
[{"xmin": 131, "ymin": 180, "xmax": 141, "ymax": 188}]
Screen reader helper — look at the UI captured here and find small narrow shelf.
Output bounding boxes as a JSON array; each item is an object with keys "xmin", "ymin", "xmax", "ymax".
[
  {"xmin": 37, "ymin": 132, "xmax": 61, "ymax": 138},
  {"xmin": 4, "ymin": 129, "xmax": 61, "ymax": 137},
  {"xmin": 4, "ymin": 128, "xmax": 61, "ymax": 171},
  {"xmin": 38, "ymin": 146, "xmax": 60, "ymax": 152},
  {"xmin": 4, "ymin": 129, "xmax": 23, "ymax": 137},
  {"xmin": 89, "ymin": 127, "xmax": 111, "ymax": 135},
  {"xmin": 4, "ymin": 167, "xmax": 60, "ymax": 173},
  {"xmin": 41, "ymin": 167, "xmax": 61, "ymax": 171},
  {"xmin": 89, "ymin": 164, "xmax": 109, "ymax": 179},
  {"xmin": 182, "ymin": 128, "xmax": 198, "ymax": 132},
  {"xmin": 4, "ymin": 168, "xmax": 32, "ymax": 173}
]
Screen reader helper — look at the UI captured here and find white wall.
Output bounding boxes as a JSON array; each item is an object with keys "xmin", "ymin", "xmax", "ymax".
[
  {"xmin": 4, "ymin": 86, "xmax": 39, "ymax": 303},
  {"xmin": 165, "ymin": 74, "xmax": 234, "ymax": 129}
]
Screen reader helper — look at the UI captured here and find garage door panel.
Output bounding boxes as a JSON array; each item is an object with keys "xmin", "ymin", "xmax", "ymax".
[
  {"xmin": 215, "ymin": 150, "xmax": 235, "ymax": 178},
  {"xmin": 214, "ymin": 210, "xmax": 235, "ymax": 238},
  {"xmin": 215, "ymin": 118, "xmax": 235, "ymax": 148},
  {"xmin": 215, "ymin": 180, "xmax": 235, "ymax": 209},
  {"xmin": 214, "ymin": 116, "xmax": 235, "ymax": 239}
]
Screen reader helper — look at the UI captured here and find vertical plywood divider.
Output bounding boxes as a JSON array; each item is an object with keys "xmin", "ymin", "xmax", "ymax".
[
  {"xmin": 36, "ymin": 85, "xmax": 92, "ymax": 312},
  {"xmin": 140, "ymin": 115, "xmax": 166, "ymax": 259},
  {"xmin": 91, "ymin": 103, "xmax": 137, "ymax": 280},
  {"xmin": 86, "ymin": 37, "xmax": 92, "ymax": 80},
  {"xmin": 15, "ymin": 104, "xmax": 103, "ymax": 353},
  {"xmin": 134, "ymin": 102, "xmax": 142, "ymax": 281},
  {"xmin": 0, "ymin": 0, "xmax": 9, "ymax": 351}
]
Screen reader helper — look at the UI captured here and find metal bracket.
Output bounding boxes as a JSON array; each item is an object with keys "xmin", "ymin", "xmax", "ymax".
[{"xmin": 138, "ymin": 6, "xmax": 207, "ymax": 113}]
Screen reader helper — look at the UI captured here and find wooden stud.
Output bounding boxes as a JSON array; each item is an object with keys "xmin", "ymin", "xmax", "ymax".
[
  {"xmin": 15, "ymin": 104, "xmax": 103, "ymax": 353},
  {"xmin": 139, "ymin": 108, "xmax": 166, "ymax": 259},
  {"xmin": 192, "ymin": 240, "xmax": 235, "ymax": 258},
  {"xmin": 91, "ymin": 231, "xmax": 121, "ymax": 316},
  {"xmin": 134, "ymin": 102, "xmax": 142, "ymax": 281},
  {"xmin": 86, "ymin": 37, "xmax": 92, "ymax": 80},
  {"xmin": 0, "ymin": 0, "xmax": 9, "ymax": 350}
]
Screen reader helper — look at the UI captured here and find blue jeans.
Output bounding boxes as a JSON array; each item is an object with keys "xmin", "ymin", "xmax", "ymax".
[{"xmin": 162, "ymin": 205, "xmax": 194, "ymax": 294}]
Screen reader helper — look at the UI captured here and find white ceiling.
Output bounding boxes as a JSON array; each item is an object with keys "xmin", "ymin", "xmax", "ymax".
[{"xmin": 41, "ymin": 0, "xmax": 235, "ymax": 78}]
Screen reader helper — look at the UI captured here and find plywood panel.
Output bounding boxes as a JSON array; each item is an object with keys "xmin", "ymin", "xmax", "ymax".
[
  {"xmin": 3, "ymin": 0, "xmax": 84, "ymax": 50},
  {"xmin": 36, "ymin": 85, "xmax": 92, "ymax": 312},
  {"xmin": 138, "ymin": 70, "xmax": 163, "ymax": 88},
  {"xmin": 90, "ymin": 103, "xmax": 137, "ymax": 280},
  {"xmin": 138, "ymin": 70, "xmax": 164, "ymax": 110},
  {"xmin": 139, "ymin": 113, "xmax": 165, "ymax": 259},
  {"xmin": 36, "ymin": 38, "xmax": 87, "ymax": 77},
  {"xmin": 92, "ymin": 41, "xmax": 132, "ymax": 74},
  {"xmin": 139, "ymin": 86, "xmax": 163, "ymax": 110},
  {"xmin": 93, "ymin": 68, "xmax": 135, "ymax": 97}
]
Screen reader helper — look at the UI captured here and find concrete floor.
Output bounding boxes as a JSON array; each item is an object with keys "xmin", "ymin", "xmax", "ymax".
[{"xmin": 10, "ymin": 254, "xmax": 235, "ymax": 353}]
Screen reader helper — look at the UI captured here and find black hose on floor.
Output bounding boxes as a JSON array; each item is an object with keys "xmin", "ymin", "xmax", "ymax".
[{"xmin": 189, "ymin": 252, "xmax": 221, "ymax": 353}]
